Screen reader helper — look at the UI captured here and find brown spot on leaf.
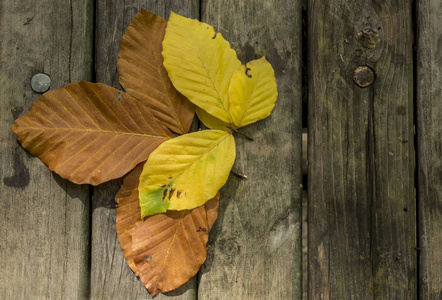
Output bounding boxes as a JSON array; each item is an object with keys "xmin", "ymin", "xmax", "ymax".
[
  {"xmin": 197, "ymin": 226, "xmax": 207, "ymax": 234},
  {"xmin": 162, "ymin": 188, "xmax": 169, "ymax": 202}
]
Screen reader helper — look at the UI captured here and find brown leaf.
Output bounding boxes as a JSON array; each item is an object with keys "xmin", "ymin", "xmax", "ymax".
[
  {"xmin": 115, "ymin": 163, "xmax": 145, "ymax": 275},
  {"xmin": 118, "ymin": 8, "xmax": 195, "ymax": 134},
  {"xmin": 115, "ymin": 162, "xmax": 219, "ymax": 295},
  {"xmin": 133, "ymin": 197, "xmax": 219, "ymax": 296},
  {"xmin": 11, "ymin": 81, "xmax": 172, "ymax": 185}
]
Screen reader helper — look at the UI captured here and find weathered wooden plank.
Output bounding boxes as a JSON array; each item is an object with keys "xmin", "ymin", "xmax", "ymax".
[
  {"xmin": 91, "ymin": 2, "xmax": 200, "ymax": 299},
  {"xmin": 198, "ymin": 1, "xmax": 303, "ymax": 299},
  {"xmin": 417, "ymin": 1, "xmax": 442, "ymax": 298},
  {"xmin": 308, "ymin": 0, "xmax": 415, "ymax": 299},
  {"xmin": 0, "ymin": 0, "xmax": 93, "ymax": 299}
]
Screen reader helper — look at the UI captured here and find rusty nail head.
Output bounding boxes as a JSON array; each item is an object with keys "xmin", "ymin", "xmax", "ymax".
[
  {"xmin": 353, "ymin": 66, "xmax": 375, "ymax": 88},
  {"xmin": 31, "ymin": 73, "xmax": 51, "ymax": 93}
]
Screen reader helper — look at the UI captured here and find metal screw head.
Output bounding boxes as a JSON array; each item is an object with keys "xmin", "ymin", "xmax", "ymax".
[
  {"xmin": 353, "ymin": 66, "xmax": 375, "ymax": 88},
  {"xmin": 31, "ymin": 73, "xmax": 51, "ymax": 93}
]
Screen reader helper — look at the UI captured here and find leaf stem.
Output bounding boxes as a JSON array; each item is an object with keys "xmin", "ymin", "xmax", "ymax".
[
  {"xmin": 230, "ymin": 169, "xmax": 248, "ymax": 179},
  {"xmin": 227, "ymin": 126, "xmax": 254, "ymax": 141}
]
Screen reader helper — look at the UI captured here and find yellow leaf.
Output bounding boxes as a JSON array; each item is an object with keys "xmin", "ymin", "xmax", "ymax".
[
  {"xmin": 138, "ymin": 130, "xmax": 235, "ymax": 217},
  {"xmin": 229, "ymin": 57, "xmax": 278, "ymax": 127},
  {"xmin": 196, "ymin": 107, "xmax": 232, "ymax": 132},
  {"xmin": 162, "ymin": 12, "xmax": 241, "ymax": 123}
]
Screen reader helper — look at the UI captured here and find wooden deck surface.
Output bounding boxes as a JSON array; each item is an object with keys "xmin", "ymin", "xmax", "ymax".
[
  {"xmin": 1, "ymin": 0, "xmax": 93, "ymax": 298},
  {"xmin": 1, "ymin": 0, "xmax": 441, "ymax": 299},
  {"xmin": 308, "ymin": 0, "xmax": 415, "ymax": 299}
]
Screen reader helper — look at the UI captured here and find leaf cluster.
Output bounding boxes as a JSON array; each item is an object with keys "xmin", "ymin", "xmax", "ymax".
[{"xmin": 11, "ymin": 9, "xmax": 278, "ymax": 296}]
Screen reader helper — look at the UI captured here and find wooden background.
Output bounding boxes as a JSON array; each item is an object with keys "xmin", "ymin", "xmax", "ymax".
[{"xmin": 0, "ymin": 0, "xmax": 440, "ymax": 299}]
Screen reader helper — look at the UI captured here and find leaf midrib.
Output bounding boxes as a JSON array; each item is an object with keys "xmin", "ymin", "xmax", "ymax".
[
  {"xmin": 156, "ymin": 211, "xmax": 186, "ymax": 280},
  {"xmin": 166, "ymin": 132, "xmax": 232, "ymax": 189},
  {"xmin": 20, "ymin": 126, "xmax": 170, "ymax": 139},
  {"xmin": 236, "ymin": 68, "xmax": 261, "ymax": 127},
  {"xmin": 122, "ymin": 17, "xmax": 186, "ymax": 134},
  {"xmin": 188, "ymin": 38, "xmax": 232, "ymax": 124}
]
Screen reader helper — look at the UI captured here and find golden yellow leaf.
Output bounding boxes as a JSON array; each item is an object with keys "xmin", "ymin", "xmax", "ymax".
[
  {"xmin": 138, "ymin": 129, "xmax": 235, "ymax": 217},
  {"xmin": 196, "ymin": 107, "xmax": 232, "ymax": 132},
  {"xmin": 11, "ymin": 82, "xmax": 172, "ymax": 185},
  {"xmin": 229, "ymin": 57, "xmax": 278, "ymax": 127},
  {"xmin": 162, "ymin": 12, "xmax": 241, "ymax": 123},
  {"xmin": 118, "ymin": 9, "xmax": 195, "ymax": 134}
]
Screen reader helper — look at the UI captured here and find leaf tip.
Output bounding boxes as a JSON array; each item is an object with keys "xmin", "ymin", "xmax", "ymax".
[{"xmin": 10, "ymin": 121, "xmax": 17, "ymax": 133}]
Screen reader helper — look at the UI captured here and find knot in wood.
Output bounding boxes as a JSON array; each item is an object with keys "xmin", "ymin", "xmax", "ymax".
[
  {"xmin": 353, "ymin": 66, "xmax": 375, "ymax": 88},
  {"xmin": 357, "ymin": 29, "xmax": 379, "ymax": 50},
  {"xmin": 223, "ymin": 239, "xmax": 239, "ymax": 256}
]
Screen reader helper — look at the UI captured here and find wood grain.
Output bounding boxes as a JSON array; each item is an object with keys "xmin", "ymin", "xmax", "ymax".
[
  {"xmin": 91, "ymin": 1, "xmax": 200, "ymax": 299},
  {"xmin": 308, "ymin": 0, "xmax": 415, "ymax": 299},
  {"xmin": 4, "ymin": 0, "xmax": 439, "ymax": 298},
  {"xmin": 417, "ymin": 1, "xmax": 442, "ymax": 298},
  {"xmin": 0, "ymin": 0, "xmax": 93, "ymax": 298},
  {"xmin": 198, "ymin": 1, "xmax": 303, "ymax": 299}
]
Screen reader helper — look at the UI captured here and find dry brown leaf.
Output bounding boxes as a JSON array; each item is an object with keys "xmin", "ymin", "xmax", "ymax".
[
  {"xmin": 11, "ymin": 81, "xmax": 172, "ymax": 185},
  {"xmin": 132, "ymin": 196, "xmax": 219, "ymax": 296},
  {"xmin": 118, "ymin": 8, "xmax": 195, "ymax": 134},
  {"xmin": 115, "ymin": 163, "xmax": 145, "ymax": 274},
  {"xmin": 116, "ymin": 162, "xmax": 219, "ymax": 294},
  {"xmin": 204, "ymin": 196, "xmax": 219, "ymax": 232}
]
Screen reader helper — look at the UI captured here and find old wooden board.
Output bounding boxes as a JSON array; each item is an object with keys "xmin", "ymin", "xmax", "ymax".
[
  {"xmin": 197, "ymin": 1, "xmax": 303, "ymax": 299},
  {"xmin": 417, "ymin": 1, "xmax": 442, "ymax": 298},
  {"xmin": 308, "ymin": 0, "xmax": 415, "ymax": 299},
  {"xmin": 90, "ymin": 1, "xmax": 200, "ymax": 299},
  {"xmin": 0, "ymin": 0, "xmax": 93, "ymax": 299}
]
